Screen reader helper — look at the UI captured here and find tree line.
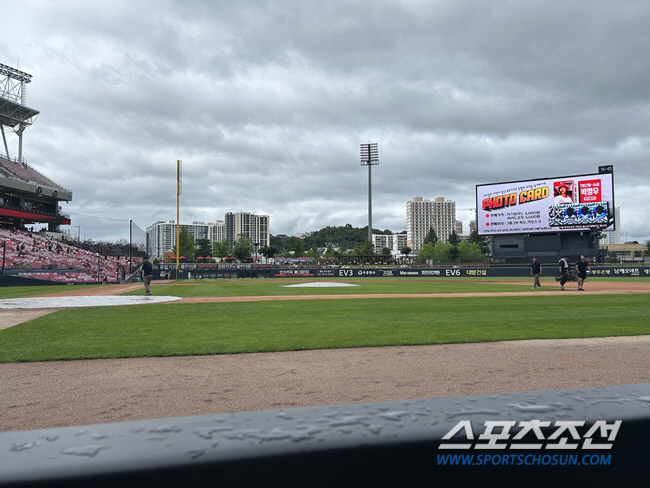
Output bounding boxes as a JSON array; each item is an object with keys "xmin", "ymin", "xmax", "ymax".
[
  {"xmin": 415, "ymin": 228, "xmax": 490, "ymax": 264},
  {"xmin": 159, "ymin": 225, "xmax": 491, "ymax": 265}
]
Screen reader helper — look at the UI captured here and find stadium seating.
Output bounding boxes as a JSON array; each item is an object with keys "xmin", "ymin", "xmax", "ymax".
[
  {"xmin": 0, "ymin": 228, "xmax": 143, "ymax": 283},
  {"xmin": 0, "ymin": 156, "xmax": 65, "ymax": 189}
]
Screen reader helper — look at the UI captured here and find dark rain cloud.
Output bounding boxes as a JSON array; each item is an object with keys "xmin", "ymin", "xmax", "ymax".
[{"xmin": 1, "ymin": 0, "xmax": 649, "ymax": 242}]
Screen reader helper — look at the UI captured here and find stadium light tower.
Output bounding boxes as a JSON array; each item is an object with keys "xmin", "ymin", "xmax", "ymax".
[
  {"xmin": 0, "ymin": 63, "xmax": 39, "ymax": 162},
  {"xmin": 176, "ymin": 160, "xmax": 182, "ymax": 273},
  {"xmin": 360, "ymin": 143, "xmax": 379, "ymax": 242}
]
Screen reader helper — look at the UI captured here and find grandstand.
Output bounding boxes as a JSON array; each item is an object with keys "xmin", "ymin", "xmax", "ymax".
[
  {"xmin": 0, "ymin": 228, "xmax": 143, "ymax": 283},
  {"xmin": 0, "ymin": 155, "xmax": 72, "ymax": 229},
  {"xmin": 1, "ymin": 63, "xmax": 145, "ymax": 284}
]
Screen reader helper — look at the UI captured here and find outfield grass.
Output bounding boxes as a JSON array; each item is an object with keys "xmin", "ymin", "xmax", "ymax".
[
  {"xmin": 0, "ymin": 278, "xmax": 530, "ymax": 300},
  {"xmin": 125, "ymin": 275, "xmax": 650, "ymax": 297},
  {"xmin": 1, "ymin": 289, "xmax": 649, "ymax": 362},
  {"xmin": 123, "ymin": 277, "xmax": 533, "ymax": 297},
  {"xmin": 0, "ymin": 284, "xmax": 101, "ymax": 299},
  {"xmin": 1, "ymin": 276, "xmax": 646, "ymax": 300}
]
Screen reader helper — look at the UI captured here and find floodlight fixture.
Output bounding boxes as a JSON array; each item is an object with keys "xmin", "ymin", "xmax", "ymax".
[
  {"xmin": 0, "ymin": 62, "xmax": 35, "ymax": 107},
  {"xmin": 360, "ymin": 143, "xmax": 379, "ymax": 166},
  {"xmin": 0, "ymin": 63, "xmax": 33, "ymax": 84},
  {"xmin": 0, "ymin": 62, "xmax": 39, "ymax": 162}
]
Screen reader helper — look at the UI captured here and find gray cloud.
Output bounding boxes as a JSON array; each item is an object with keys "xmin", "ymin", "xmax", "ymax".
[{"xmin": 2, "ymin": 0, "xmax": 649, "ymax": 243}]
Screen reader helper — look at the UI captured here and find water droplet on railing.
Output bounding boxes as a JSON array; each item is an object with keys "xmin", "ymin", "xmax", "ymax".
[{"xmin": 60, "ymin": 445, "xmax": 109, "ymax": 457}]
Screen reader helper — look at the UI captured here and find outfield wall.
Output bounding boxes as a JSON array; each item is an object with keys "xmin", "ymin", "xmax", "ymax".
[
  {"xmin": 268, "ymin": 266, "xmax": 650, "ymax": 278},
  {"xmin": 4, "ymin": 265, "xmax": 647, "ymax": 285},
  {"xmin": 153, "ymin": 264, "xmax": 650, "ymax": 280},
  {"xmin": 0, "ymin": 275, "xmax": 70, "ymax": 286}
]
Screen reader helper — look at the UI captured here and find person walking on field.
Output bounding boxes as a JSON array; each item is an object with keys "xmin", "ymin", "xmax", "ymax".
[
  {"xmin": 558, "ymin": 255, "xmax": 570, "ymax": 290},
  {"xmin": 576, "ymin": 255, "xmax": 590, "ymax": 291},
  {"xmin": 531, "ymin": 257, "xmax": 542, "ymax": 289},
  {"xmin": 142, "ymin": 256, "xmax": 153, "ymax": 296}
]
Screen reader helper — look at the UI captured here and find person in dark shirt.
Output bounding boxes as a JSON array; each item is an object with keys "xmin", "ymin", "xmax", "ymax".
[
  {"xmin": 558, "ymin": 256, "xmax": 570, "ymax": 290},
  {"xmin": 530, "ymin": 257, "xmax": 542, "ymax": 289},
  {"xmin": 575, "ymin": 255, "xmax": 590, "ymax": 291},
  {"xmin": 142, "ymin": 256, "xmax": 153, "ymax": 296}
]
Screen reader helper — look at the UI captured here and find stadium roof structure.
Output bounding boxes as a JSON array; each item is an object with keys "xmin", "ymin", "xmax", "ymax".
[
  {"xmin": 0, "ymin": 63, "xmax": 39, "ymax": 128},
  {"xmin": 0, "ymin": 64, "xmax": 73, "ymax": 230},
  {"xmin": 0, "ymin": 97, "xmax": 39, "ymax": 128}
]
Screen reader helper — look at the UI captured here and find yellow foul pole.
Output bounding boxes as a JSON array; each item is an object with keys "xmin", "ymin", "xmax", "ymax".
[{"xmin": 176, "ymin": 160, "xmax": 182, "ymax": 275}]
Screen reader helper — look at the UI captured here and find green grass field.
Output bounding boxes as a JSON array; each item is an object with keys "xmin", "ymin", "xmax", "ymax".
[
  {"xmin": 0, "ymin": 284, "xmax": 101, "ymax": 299},
  {"xmin": 122, "ymin": 277, "xmax": 530, "ymax": 297},
  {"xmin": 1, "ymin": 277, "xmax": 649, "ymax": 362}
]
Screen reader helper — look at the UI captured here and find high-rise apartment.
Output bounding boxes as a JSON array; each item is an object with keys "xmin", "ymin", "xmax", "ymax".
[
  {"xmin": 371, "ymin": 233, "xmax": 408, "ymax": 253},
  {"xmin": 146, "ymin": 212, "xmax": 269, "ymax": 259},
  {"xmin": 406, "ymin": 196, "xmax": 456, "ymax": 251},
  {"xmin": 146, "ymin": 220, "xmax": 211, "ymax": 259},
  {"xmin": 225, "ymin": 212, "xmax": 270, "ymax": 250},
  {"xmin": 599, "ymin": 207, "xmax": 621, "ymax": 245},
  {"xmin": 209, "ymin": 220, "xmax": 225, "ymax": 246}
]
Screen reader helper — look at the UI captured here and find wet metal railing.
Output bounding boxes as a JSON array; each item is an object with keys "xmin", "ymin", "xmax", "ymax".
[{"xmin": 1, "ymin": 384, "xmax": 649, "ymax": 487}]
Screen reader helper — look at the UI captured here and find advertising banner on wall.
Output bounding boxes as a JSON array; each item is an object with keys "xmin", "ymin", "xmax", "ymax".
[
  {"xmin": 145, "ymin": 265, "xmax": 650, "ymax": 281},
  {"xmin": 476, "ymin": 171, "xmax": 614, "ymax": 235},
  {"xmin": 265, "ymin": 267, "xmax": 650, "ymax": 278}
]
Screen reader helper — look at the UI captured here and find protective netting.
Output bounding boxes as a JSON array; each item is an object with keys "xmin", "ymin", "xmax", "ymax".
[{"xmin": 130, "ymin": 220, "xmax": 146, "ymax": 254}]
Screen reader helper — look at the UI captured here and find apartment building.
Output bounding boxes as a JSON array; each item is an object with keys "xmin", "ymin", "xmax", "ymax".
[
  {"xmin": 372, "ymin": 233, "xmax": 407, "ymax": 253},
  {"xmin": 599, "ymin": 207, "xmax": 621, "ymax": 245},
  {"xmin": 372, "ymin": 233, "xmax": 408, "ymax": 260},
  {"xmin": 225, "ymin": 212, "xmax": 270, "ymax": 250},
  {"xmin": 406, "ymin": 196, "xmax": 456, "ymax": 251},
  {"xmin": 146, "ymin": 212, "xmax": 269, "ymax": 259},
  {"xmin": 146, "ymin": 220, "xmax": 209, "ymax": 259}
]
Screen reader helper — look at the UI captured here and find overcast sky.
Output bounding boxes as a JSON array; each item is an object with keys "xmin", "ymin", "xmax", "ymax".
[{"xmin": 2, "ymin": 0, "xmax": 650, "ymax": 244}]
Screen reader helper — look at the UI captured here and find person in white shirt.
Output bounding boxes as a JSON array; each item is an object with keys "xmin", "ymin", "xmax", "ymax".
[{"xmin": 554, "ymin": 184, "xmax": 573, "ymax": 204}]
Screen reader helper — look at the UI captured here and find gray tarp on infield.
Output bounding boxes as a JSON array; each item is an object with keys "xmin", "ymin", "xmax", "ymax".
[{"xmin": 0, "ymin": 295, "xmax": 182, "ymax": 309}]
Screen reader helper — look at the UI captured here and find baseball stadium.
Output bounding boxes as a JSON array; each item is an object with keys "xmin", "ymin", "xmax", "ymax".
[{"xmin": 1, "ymin": 64, "xmax": 650, "ymax": 486}]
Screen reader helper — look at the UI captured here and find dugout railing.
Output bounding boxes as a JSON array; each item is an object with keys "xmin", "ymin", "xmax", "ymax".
[{"xmin": 1, "ymin": 383, "xmax": 648, "ymax": 487}]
